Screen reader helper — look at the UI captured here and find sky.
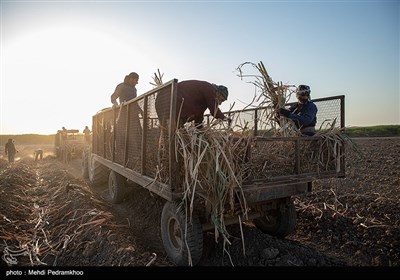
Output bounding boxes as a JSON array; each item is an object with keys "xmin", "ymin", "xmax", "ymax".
[{"xmin": 1, "ymin": 0, "xmax": 399, "ymax": 135}]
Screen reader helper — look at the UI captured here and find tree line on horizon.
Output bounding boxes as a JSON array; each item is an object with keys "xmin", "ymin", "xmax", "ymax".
[
  {"xmin": 0, "ymin": 125, "xmax": 399, "ymax": 145},
  {"xmin": 0, "ymin": 134, "xmax": 56, "ymax": 146}
]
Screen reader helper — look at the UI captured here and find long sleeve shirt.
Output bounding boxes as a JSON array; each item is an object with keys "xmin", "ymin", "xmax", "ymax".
[
  {"xmin": 176, "ymin": 80, "xmax": 226, "ymax": 125},
  {"xmin": 5, "ymin": 142, "xmax": 16, "ymax": 155},
  {"xmin": 110, "ymin": 83, "xmax": 137, "ymax": 105},
  {"xmin": 287, "ymin": 101, "xmax": 317, "ymax": 128}
]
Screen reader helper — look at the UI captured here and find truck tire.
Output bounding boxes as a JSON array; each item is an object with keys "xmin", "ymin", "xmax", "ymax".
[
  {"xmin": 81, "ymin": 149, "xmax": 89, "ymax": 179},
  {"xmin": 161, "ymin": 201, "xmax": 203, "ymax": 266},
  {"xmin": 108, "ymin": 170, "xmax": 127, "ymax": 204},
  {"xmin": 253, "ymin": 199, "xmax": 296, "ymax": 238},
  {"xmin": 88, "ymin": 154, "xmax": 109, "ymax": 188}
]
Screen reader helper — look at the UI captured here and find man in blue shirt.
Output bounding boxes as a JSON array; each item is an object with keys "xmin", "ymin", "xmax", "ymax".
[{"xmin": 278, "ymin": 85, "xmax": 318, "ymax": 136}]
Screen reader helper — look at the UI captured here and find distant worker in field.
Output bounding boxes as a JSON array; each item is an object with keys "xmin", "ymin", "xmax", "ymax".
[
  {"xmin": 156, "ymin": 80, "xmax": 231, "ymax": 129},
  {"xmin": 4, "ymin": 138, "xmax": 18, "ymax": 163},
  {"xmin": 34, "ymin": 149, "xmax": 43, "ymax": 161},
  {"xmin": 61, "ymin": 126, "xmax": 67, "ymax": 139},
  {"xmin": 83, "ymin": 126, "xmax": 91, "ymax": 143},
  {"xmin": 277, "ymin": 85, "xmax": 318, "ymax": 136},
  {"xmin": 110, "ymin": 72, "xmax": 139, "ymax": 106}
]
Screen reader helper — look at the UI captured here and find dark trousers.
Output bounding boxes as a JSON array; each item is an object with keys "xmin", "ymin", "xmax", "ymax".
[
  {"xmin": 35, "ymin": 151, "xmax": 43, "ymax": 161},
  {"xmin": 7, "ymin": 153, "xmax": 15, "ymax": 163}
]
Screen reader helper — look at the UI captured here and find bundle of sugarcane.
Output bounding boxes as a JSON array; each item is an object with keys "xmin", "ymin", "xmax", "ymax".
[
  {"xmin": 236, "ymin": 61, "xmax": 300, "ymax": 137},
  {"xmin": 175, "ymin": 122, "xmax": 250, "ymax": 244},
  {"xmin": 315, "ymin": 118, "xmax": 360, "ymax": 173},
  {"xmin": 150, "ymin": 68, "xmax": 164, "ymax": 87},
  {"xmin": 0, "ymin": 160, "xmax": 117, "ymax": 266},
  {"xmin": 235, "ymin": 61, "xmax": 358, "ymax": 175}
]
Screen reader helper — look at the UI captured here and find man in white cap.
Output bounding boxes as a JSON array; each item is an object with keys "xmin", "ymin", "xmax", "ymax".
[{"xmin": 278, "ymin": 84, "xmax": 318, "ymax": 136}]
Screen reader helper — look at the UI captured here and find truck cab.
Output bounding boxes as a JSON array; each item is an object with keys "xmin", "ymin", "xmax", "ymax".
[{"xmin": 55, "ymin": 129, "xmax": 85, "ymax": 163}]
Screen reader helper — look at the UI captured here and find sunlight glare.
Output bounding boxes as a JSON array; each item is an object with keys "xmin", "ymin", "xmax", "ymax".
[{"xmin": 2, "ymin": 23, "xmax": 151, "ymax": 134}]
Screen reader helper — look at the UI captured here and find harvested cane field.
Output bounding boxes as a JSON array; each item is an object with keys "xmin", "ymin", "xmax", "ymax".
[{"xmin": 0, "ymin": 138, "xmax": 399, "ymax": 268}]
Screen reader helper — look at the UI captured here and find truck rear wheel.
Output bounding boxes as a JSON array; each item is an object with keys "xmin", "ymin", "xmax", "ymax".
[
  {"xmin": 88, "ymin": 154, "xmax": 109, "ymax": 187},
  {"xmin": 253, "ymin": 199, "xmax": 296, "ymax": 238},
  {"xmin": 108, "ymin": 171, "xmax": 127, "ymax": 204},
  {"xmin": 161, "ymin": 201, "xmax": 203, "ymax": 266}
]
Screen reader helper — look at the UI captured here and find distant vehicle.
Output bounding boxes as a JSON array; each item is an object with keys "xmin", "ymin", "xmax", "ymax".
[
  {"xmin": 82, "ymin": 79, "xmax": 346, "ymax": 266},
  {"xmin": 54, "ymin": 129, "xmax": 85, "ymax": 163}
]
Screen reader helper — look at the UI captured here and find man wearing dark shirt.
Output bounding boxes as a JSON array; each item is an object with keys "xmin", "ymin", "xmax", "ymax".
[
  {"xmin": 278, "ymin": 85, "xmax": 318, "ymax": 136},
  {"xmin": 110, "ymin": 72, "xmax": 139, "ymax": 106},
  {"xmin": 5, "ymin": 138, "xmax": 17, "ymax": 163},
  {"xmin": 156, "ymin": 79, "xmax": 229, "ymax": 129},
  {"xmin": 110, "ymin": 72, "xmax": 143, "ymax": 154},
  {"xmin": 176, "ymin": 80, "xmax": 229, "ymax": 127}
]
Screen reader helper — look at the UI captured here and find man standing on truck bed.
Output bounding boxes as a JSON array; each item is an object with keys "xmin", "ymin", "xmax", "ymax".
[
  {"xmin": 177, "ymin": 80, "xmax": 230, "ymax": 127},
  {"xmin": 110, "ymin": 72, "xmax": 143, "ymax": 155},
  {"xmin": 156, "ymin": 80, "xmax": 231, "ymax": 129},
  {"xmin": 278, "ymin": 84, "xmax": 318, "ymax": 136},
  {"xmin": 110, "ymin": 72, "xmax": 139, "ymax": 106}
]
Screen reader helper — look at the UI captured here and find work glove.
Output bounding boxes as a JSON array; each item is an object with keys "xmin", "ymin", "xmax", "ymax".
[{"xmin": 279, "ymin": 108, "xmax": 291, "ymax": 118}]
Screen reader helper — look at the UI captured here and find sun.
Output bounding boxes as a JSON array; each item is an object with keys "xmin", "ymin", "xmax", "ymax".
[{"xmin": 2, "ymin": 21, "xmax": 154, "ymax": 135}]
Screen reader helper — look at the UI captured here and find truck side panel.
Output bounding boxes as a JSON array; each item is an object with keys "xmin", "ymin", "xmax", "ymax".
[
  {"xmin": 91, "ymin": 83, "xmax": 345, "ymax": 206},
  {"xmin": 91, "ymin": 80, "xmax": 179, "ymax": 200}
]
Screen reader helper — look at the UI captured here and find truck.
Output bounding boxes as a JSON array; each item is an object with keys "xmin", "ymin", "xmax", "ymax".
[
  {"xmin": 54, "ymin": 129, "xmax": 86, "ymax": 164},
  {"xmin": 81, "ymin": 79, "xmax": 346, "ymax": 266}
]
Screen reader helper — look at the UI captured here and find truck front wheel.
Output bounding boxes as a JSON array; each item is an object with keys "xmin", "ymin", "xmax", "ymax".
[
  {"xmin": 253, "ymin": 199, "xmax": 296, "ymax": 238},
  {"xmin": 108, "ymin": 171, "xmax": 127, "ymax": 204},
  {"xmin": 161, "ymin": 201, "xmax": 203, "ymax": 266}
]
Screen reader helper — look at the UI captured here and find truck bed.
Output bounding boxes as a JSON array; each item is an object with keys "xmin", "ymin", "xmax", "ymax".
[{"xmin": 90, "ymin": 80, "xmax": 345, "ymax": 205}]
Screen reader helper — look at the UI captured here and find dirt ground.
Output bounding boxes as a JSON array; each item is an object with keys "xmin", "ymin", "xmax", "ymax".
[{"xmin": 0, "ymin": 138, "xmax": 399, "ymax": 270}]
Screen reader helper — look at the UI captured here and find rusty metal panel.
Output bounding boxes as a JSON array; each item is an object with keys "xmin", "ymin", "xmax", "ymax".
[
  {"xmin": 206, "ymin": 95, "xmax": 345, "ymax": 134},
  {"xmin": 124, "ymin": 100, "xmax": 143, "ymax": 172},
  {"xmin": 103, "ymin": 109, "xmax": 113, "ymax": 160},
  {"xmin": 92, "ymin": 108, "xmax": 115, "ymax": 160},
  {"xmin": 245, "ymin": 137, "xmax": 344, "ymax": 183},
  {"xmin": 91, "ymin": 85, "xmax": 344, "ymax": 203},
  {"xmin": 146, "ymin": 83, "xmax": 173, "ymax": 184},
  {"xmin": 114, "ymin": 105, "xmax": 127, "ymax": 165},
  {"xmin": 90, "ymin": 80, "xmax": 178, "ymax": 197},
  {"xmin": 313, "ymin": 95, "xmax": 345, "ymax": 129}
]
